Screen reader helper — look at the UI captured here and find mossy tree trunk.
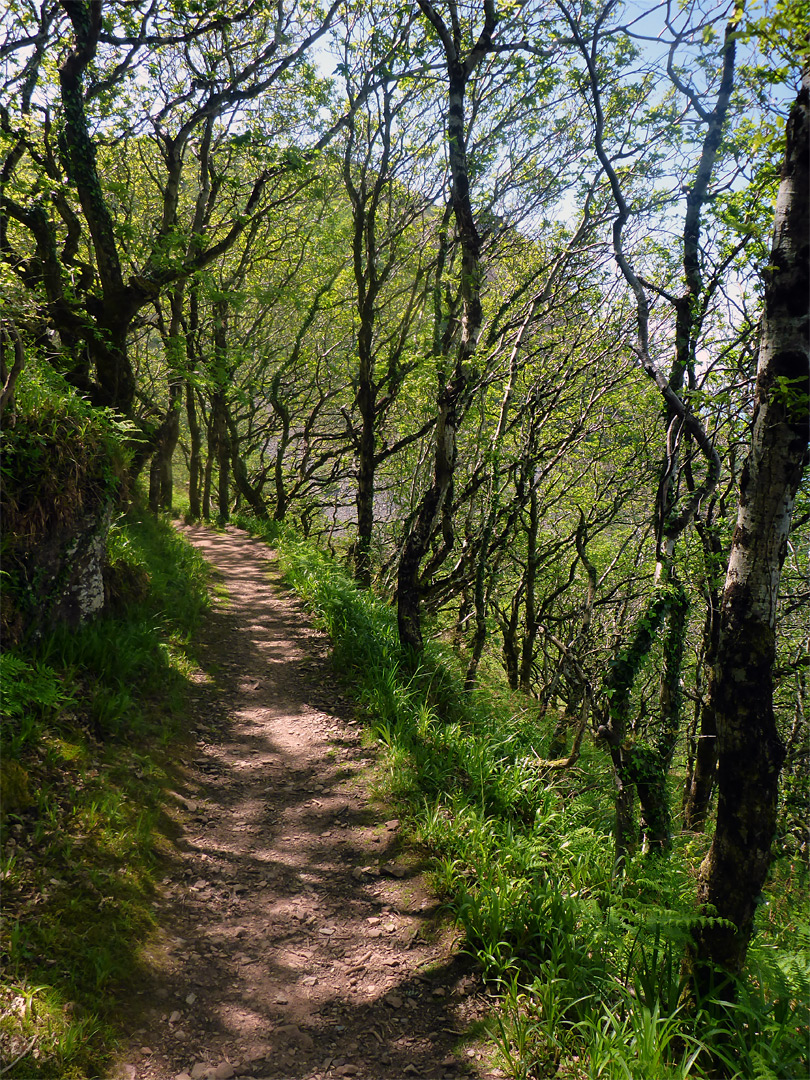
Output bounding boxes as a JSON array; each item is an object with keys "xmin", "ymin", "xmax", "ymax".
[
  {"xmin": 499, "ymin": 596, "xmax": 521, "ymax": 691},
  {"xmin": 56, "ymin": 1, "xmax": 138, "ymax": 413},
  {"xmin": 202, "ymin": 446, "xmax": 214, "ymax": 521},
  {"xmin": 689, "ymin": 73, "xmax": 809, "ymax": 990},
  {"xmin": 214, "ymin": 403, "xmax": 231, "ymax": 526},
  {"xmin": 646, "ymin": 580, "xmax": 689, "ymax": 848},
  {"xmin": 150, "ymin": 287, "xmax": 190, "ymax": 512},
  {"xmin": 210, "ymin": 299, "xmax": 232, "ymax": 525},
  {"xmin": 599, "ymin": 588, "xmax": 678, "ymax": 868}
]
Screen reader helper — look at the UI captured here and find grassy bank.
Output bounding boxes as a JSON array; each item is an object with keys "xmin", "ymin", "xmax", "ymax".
[
  {"xmin": 0, "ymin": 509, "xmax": 210, "ymax": 1079},
  {"xmin": 236, "ymin": 512, "xmax": 809, "ymax": 1080}
]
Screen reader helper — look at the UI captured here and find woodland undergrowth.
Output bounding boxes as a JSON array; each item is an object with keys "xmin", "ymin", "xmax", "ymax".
[{"xmin": 236, "ymin": 512, "xmax": 810, "ymax": 1080}]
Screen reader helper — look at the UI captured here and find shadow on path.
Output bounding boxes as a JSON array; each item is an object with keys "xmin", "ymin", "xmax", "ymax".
[{"xmin": 115, "ymin": 525, "xmax": 496, "ymax": 1080}]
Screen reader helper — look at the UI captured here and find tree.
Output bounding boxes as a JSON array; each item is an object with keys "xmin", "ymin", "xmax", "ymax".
[
  {"xmin": 558, "ymin": 0, "xmax": 781, "ymax": 862},
  {"xmin": 395, "ymin": 0, "xmax": 575, "ymax": 654},
  {"xmin": 690, "ymin": 68, "xmax": 808, "ymax": 989},
  {"xmin": 334, "ymin": 6, "xmax": 443, "ymax": 586},
  {"xmin": 1, "ymin": 0, "xmax": 340, "ymax": 418},
  {"xmin": 394, "ymin": 0, "xmax": 498, "ymax": 653}
]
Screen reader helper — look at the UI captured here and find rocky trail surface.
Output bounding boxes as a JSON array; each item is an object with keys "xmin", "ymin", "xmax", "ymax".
[{"xmin": 113, "ymin": 525, "xmax": 498, "ymax": 1080}]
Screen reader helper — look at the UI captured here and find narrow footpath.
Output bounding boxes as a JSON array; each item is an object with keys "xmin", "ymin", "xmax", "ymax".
[{"xmin": 113, "ymin": 525, "xmax": 497, "ymax": 1080}]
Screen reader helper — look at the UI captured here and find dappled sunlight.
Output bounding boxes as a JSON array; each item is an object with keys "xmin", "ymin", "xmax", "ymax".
[{"xmin": 113, "ymin": 524, "xmax": 488, "ymax": 1080}]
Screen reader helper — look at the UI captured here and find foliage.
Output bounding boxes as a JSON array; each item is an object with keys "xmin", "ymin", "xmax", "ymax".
[
  {"xmin": 0, "ymin": 364, "xmax": 133, "ymax": 543},
  {"xmin": 2, "ymin": 0, "xmax": 807, "ymax": 1074},
  {"xmin": 0, "ymin": 362, "xmax": 141, "ymax": 643},
  {"xmin": 0, "ymin": 508, "xmax": 210, "ymax": 1078},
  {"xmin": 236, "ymin": 516, "xmax": 810, "ymax": 1080}
]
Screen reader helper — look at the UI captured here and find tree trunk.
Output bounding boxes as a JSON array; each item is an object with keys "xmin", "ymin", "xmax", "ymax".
[
  {"xmin": 599, "ymin": 588, "xmax": 679, "ymax": 867},
  {"xmin": 613, "ymin": 777, "xmax": 637, "ymax": 876},
  {"xmin": 355, "ymin": 365, "xmax": 376, "ymax": 588},
  {"xmin": 187, "ymin": 382, "xmax": 202, "ymax": 519},
  {"xmin": 397, "ymin": 462, "xmax": 456, "ymax": 654},
  {"xmin": 683, "ymin": 521, "xmax": 723, "ymax": 830},
  {"xmin": 499, "ymin": 594, "xmax": 521, "ymax": 690},
  {"xmin": 0, "ymin": 322, "xmax": 25, "ymax": 421},
  {"xmin": 683, "ymin": 692, "xmax": 719, "ymax": 833},
  {"xmin": 202, "ymin": 437, "xmax": 214, "ymax": 520},
  {"xmin": 634, "ymin": 579, "xmax": 689, "ymax": 853},
  {"xmin": 211, "ymin": 300, "xmax": 231, "ymax": 525},
  {"xmin": 216, "ymin": 447, "xmax": 230, "ymax": 524},
  {"xmin": 396, "ymin": 2, "xmax": 493, "ymax": 655},
  {"xmin": 148, "ymin": 453, "xmax": 161, "ymax": 514},
  {"xmin": 58, "ymin": 2, "xmax": 138, "ymax": 413},
  {"xmin": 547, "ymin": 710, "xmax": 571, "ymax": 760},
  {"xmin": 690, "ymin": 74, "xmax": 809, "ymax": 989},
  {"xmin": 158, "ymin": 399, "xmax": 180, "ymax": 509},
  {"xmin": 347, "ymin": 128, "xmax": 383, "ymax": 591},
  {"xmin": 641, "ymin": 20, "xmax": 737, "ymax": 850},
  {"xmin": 148, "ymin": 379, "xmax": 182, "ymax": 513},
  {"xmin": 150, "ymin": 288, "xmax": 187, "ymax": 512},
  {"xmin": 519, "ymin": 485, "xmax": 540, "ymax": 692},
  {"xmin": 227, "ymin": 409, "xmax": 269, "ymax": 519},
  {"xmin": 212, "ymin": 391, "xmax": 230, "ymax": 525},
  {"xmin": 266, "ymin": 373, "xmax": 291, "ymax": 521}
]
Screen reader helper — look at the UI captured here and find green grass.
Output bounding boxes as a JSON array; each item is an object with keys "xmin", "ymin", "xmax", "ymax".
[
  {"xmin": 234, "ymin": 511, "xmax": 810, "ymax": 1080},
  {"xmin": 0, "ymin": 506, "xmax": 210, "ymax": 1078}
]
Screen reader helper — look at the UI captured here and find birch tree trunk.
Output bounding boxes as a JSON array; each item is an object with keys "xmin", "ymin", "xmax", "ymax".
[{"xmin": 690, "ymin": 72, "xmax": 809, "ymax": 987}]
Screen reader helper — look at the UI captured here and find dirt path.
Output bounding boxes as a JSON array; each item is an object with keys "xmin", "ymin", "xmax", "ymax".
[{"xmin": 114, "ymin": 525, "xmax": 497, "ymax": 1080}]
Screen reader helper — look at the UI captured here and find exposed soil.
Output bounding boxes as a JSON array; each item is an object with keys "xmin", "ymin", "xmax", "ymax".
[{"xmin": 113, "ymin": 524, "xmax": 499, "ymax": 1080}]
